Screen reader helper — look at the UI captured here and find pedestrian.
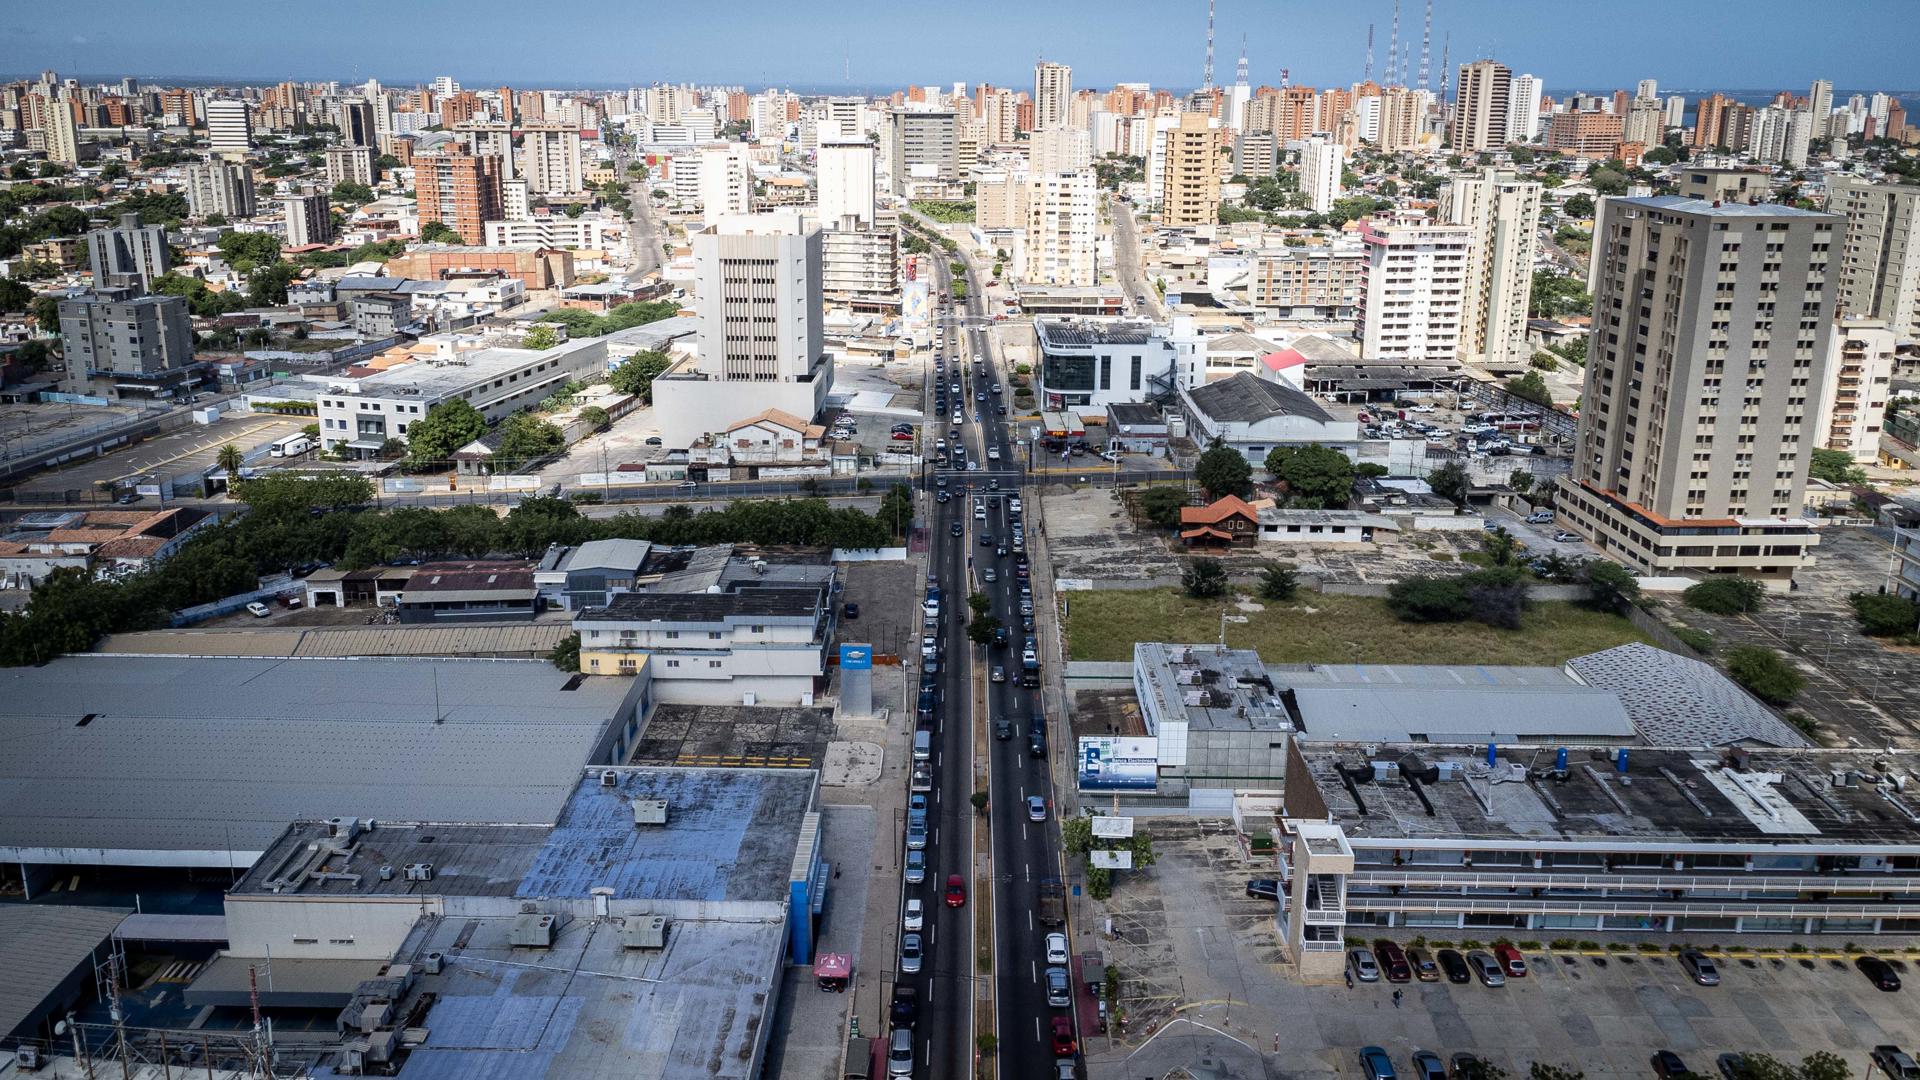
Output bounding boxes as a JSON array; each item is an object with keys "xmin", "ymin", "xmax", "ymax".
[
  {"xmin": 1345, "ymin": 968, "xmax": 1353, "ymax": 989},
  {"xmin": 1392, "ymin": 989, "xmax": 1402, "ymax": 1008}
]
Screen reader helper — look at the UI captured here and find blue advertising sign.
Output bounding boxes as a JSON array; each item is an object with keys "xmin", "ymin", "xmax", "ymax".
[
  {"xmin": 839, "ymin": 644, "xmax": 873, "ymax": 671},
  {"xmin": 1077, "ymin": 736, "xmax": 1159, "ymax": 791}
]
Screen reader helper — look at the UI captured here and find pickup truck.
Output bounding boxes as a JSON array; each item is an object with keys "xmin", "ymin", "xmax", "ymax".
[{"xmin": 1037, "ymin": 877, "xmax": 1066, "ymax": 927}]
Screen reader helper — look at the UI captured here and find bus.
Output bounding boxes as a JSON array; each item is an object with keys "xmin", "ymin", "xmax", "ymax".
[{"xmin": 268, "ymin": 433, "xmax": 313, "ymax": 458}]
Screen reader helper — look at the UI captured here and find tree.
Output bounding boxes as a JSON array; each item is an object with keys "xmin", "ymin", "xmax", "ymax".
[
  {"xmin": 1562, "ymin": 194, "xmax": 1595, "ymax": 219},
  {"xmin": 548, "ymin": 631, "xmax": 581, "ymax": 672},
  {"xmin": 1387, "ymin": 576, "xmax": 1472, "ymax": 622},
  {"xmin": 1194, "ymin": 438, "xmax": 1252, "ymax": 500},
  {"xmin": 1509, "ymin": 469, "xmax": 1534, "ymax": 494},
  {"xmin": 1588, "ymin": 167, "xmax": 1629, "ymax": 196},
  {"xmin": 1182, "ymin": 557, "xmax": 1229, "ymax": 598},
  {"xmin": 232, "ymin": 472, "xmax": 373, "ymax": 513},
  {"xmin": 216, "ymin": 443, "xmax": 245, "ymax": 477},
  {"xmin": 1582, "ymin": 559, "xmax": 1640, "ymax": 610},
  {"xmin": 1264, "ymin": 443, "xmax": 1355, "ymax": 507},
  {"xmin": 579, "ymin": 405, "xmax": 610, "ymax": 432},
  {"xmin": 330, "ymin": 180, "xmax": 374, "ymax": 204},
  {"xmin": 0, "ymin": 276, "xmax": 32, "ymax": 312},
  {"xmin": 1258, "ymin": 562, "xmax": 1298, "ymax": 601},
  {"xmin": 523, "ymin": 324, "xmax": 562, "ymax": 350},
  {"xmin": 1808, "ymin": 448, "xmax": 1867, "ymax": 487},
  {"xmin": 1724, "ymin": 645, "xmax": 1806, "ymax": 705},
  {"xmin": 405, "ymin": 398, "xmax": 488, "ymax": 467},
  {"xmin": 420, "ymin": 220, "xmax": 464, "ymax": 244},
  {"xmin": 1529, "ymin": 1066, "xmax": 1585, "ymax": 1080},
  {"xmin": 1528, "ymin": 270, "xmax": 1593, "ymax": 319},
  {"xmin": 1138, "ymin": 486, "xmax": 1188, "ymax": 529},
  {"xmin": 1683, "ymin": 576, "xmax": 1764, "ymax": 616},
  {"xmin": 608, "ymin": 349, "xmax": 673, "ymax": 403},
  {"xmin": 968, "ymin": 591, "xmax": 993, "ymax": 619},
  {"xmin": 248, "ymin": 262, "xmax": 300, "ymax": 306},
  {"xmin": 216, "ymin": 230, "xmax": 283, "ymax": 274},
  {"xmin": 968, "ymin": 613, "xmax": 1003, "ymax": 646},
  {"xmin": 1481, "ymin": 526, "xmax": 1521, "ymax": 567},
  {"xmin": 1797, "ymin": 1053, "xmax": 1849, "ymax": 1080},
  {"xmin": 495, "ymin": 413, "xmax": 565, "ymax": 468},
  {"xmin": 1427, "ymin": 460, "xmax": 1470, "ymax": 504},
  {"xmin": 1506, "ymin": 371, "xmax": 1553, "ymax": 406},
  {"xmin": 1849, "ymin": 591, "xmax": 1920, "ymax": 637}
]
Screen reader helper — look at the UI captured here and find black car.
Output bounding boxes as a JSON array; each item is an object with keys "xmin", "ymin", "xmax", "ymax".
[
  {"xmin": 950, "ymin": 522, "xmax": 964, "ymax": 536},
  {"xmin": 979, "ymin": 532, "xmax": 994, "ymax": 546},
  {"xmin": 1859, "ymin": 956, "xmax": 1902, "ymax": 991},
  {"xmin": 1245, "ymin": 879, "xmax": 1279, "ymax": 900},
  {"xmin": 994, "ymin": 717, "xmax": 1013, "ymax": 740},
  {"xmin": 1028, "ymin": 721, "xmax": 1048, "ymax": 758},
  {"xmin": 992, "ymin": 626, "xmax": 1010, "ymax": 647},
  {"xmin": 1435, "ymin": 948, "xmax": 1471, "ymax": 984},
  {"xmin": 1652, "ymin": 1052, "xmax": 1689, "ymax": 1079},
  {"xmin": 843, "ymin": 602, "xmax": 860, "ymax": 619}
]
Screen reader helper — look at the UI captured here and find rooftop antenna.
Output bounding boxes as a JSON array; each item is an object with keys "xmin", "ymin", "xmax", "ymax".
[
  {"xmin": 1387, "ymin": 0, "xmax": 1401, "ymax": 87},
  {"xmin": 1418, "ymin": 0, "xmax": 1433, "ymax": 92},
  {"xmin": 1439, "ymin": 33, "xmax": 1451, "ymax": 105},
  {"xmin": 1365, "ymin": 23, "xmax": 1375, "ymax": 83},
  {"xmin": 1236, "ymin": 35, "xmax": 1249, "ymax": 88},
  {"xmin": 1202, "ymin": 0, "xmax": 1217, "ymax": 90}
]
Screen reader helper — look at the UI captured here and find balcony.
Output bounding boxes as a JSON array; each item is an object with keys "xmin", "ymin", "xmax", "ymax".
[{"xmin": 1348, "ymin": 867, "xmax": 1920, "ymax": 895}]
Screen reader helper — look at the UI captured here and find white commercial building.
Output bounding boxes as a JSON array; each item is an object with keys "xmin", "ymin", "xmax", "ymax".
[
  {"xmin": 1506, "ymin": 74, "xmax": 1544, "ymax": 143},
  {"xmin": 1180, "ymin": 371, "xmax": 1363, "ymax": 463},
  {"xmin": 206, "ymin": 98, "xmax": 252, "ymax": 157},
  {"xmin": 699, "ymin": 142, "xmax": 754, "ymax": 224},
  {"xmin": 1033, "ymin": 317, "xmax": 1204, "ymax": 410},
  {"xmin": 482, "ymin": 217, "xmax": 607, "ymax": 249},
  {"xmin": 1440, "ymin": 168, "xmax": 1543, "ymax": 370},
  {"xmin": 1299, "ymin": 137, "xmax": 1343, "ymax": 214},
  {"xmin": 816, "ymin": 139, "xmax": 876, "ymax": 227},
  {"xmin": 1816, "ymin": 316, "xmax": 1896, "ymax": 463},
  {"xmin": 652, "ymin": 211, "xmax": 832, "ymax": 448},
  {"xmin": 1355, "ymin": 216, "xmax": 1471, "ymax": 365}
]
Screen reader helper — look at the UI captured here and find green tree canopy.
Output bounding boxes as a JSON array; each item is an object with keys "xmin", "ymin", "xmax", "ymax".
[
  {"xmin": 0, "ymin": 277, "xmax": 32, "ymax": 313},
  {"xmin": 420, "ymin": 220, "xmax": 464, "ymax": 244},
  {"xmin": 1724, "ymin": 645, "xmax": 1806, "ymax": 705},
  {"xmin": 216, "ymin": 230, "xmax": 282, "ymax": 274},
  {"xmin": 495, "ymin": 413, "xmax": 565, "ymax": 468},
  {"xmin": 247, "ymin": 262, "xmax": 300, "ymax": 306},
  {"xmin": 1181, "ymin": 557, "xmax": 1229, "ymax": 598},
  {"xmin": 1259, "ymin": 562, "xmax": 1299, "ymax": 601},
  {"xmin": 1264, "ymin": 443, "xmax": 1355, "ymax": 507},
  {"xmin": 1195, "ymin": 439, "xmax": 1252, "ymax": 500},
  {"xmin": 1528, "ymin": 270, "xmax": 1593, "ymax": 319},
  {"xmin": 405, "ymin": 398, "xmax": 489, "ymax": 467},
  {"xmin": 1848, "ymin": 591, "xmax": 1920, "ymax": 637},
  {"xmin": 1138, "ymin": 486, "xmax": 1189, "ymax": 529},
  {"xmin": 1506, "ymin": 371, "xmax": 1553, "ymax": 406},
  {"xmin": 1683, "ymin": 576, "xmax": 1764, "ymax": 615},
  {"xmin": 1427, "ymin": 460, "xmax": 1470, "ymax": 504},
  {"xmin": 1808, "ymin": 448, "xmax": 1867, "ymax": 487},
  {"xmin": 523, "ymin": 325, "xmax": 562, "ymax": 350},
  {"xmin": 608, "ymin": 349, "xmax": 673, "ymax": 402}
]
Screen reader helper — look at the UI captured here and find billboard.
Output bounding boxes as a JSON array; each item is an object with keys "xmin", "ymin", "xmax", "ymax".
[
  {"xmin": 1077, "ymin": 737, "xmax": 1158, "ymax": 791},
  {"xmin": 1089, "ymin": 850, "xmax": 1135, "ymax": 869},
  {"xmin": 838, "ymin": 644, "xmax": 873, "ymax": 671}
]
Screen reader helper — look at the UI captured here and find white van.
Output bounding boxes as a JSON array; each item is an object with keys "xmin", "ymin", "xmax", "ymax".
[{"xmin": 913, "ymin": 730, "xmax": 932, "ymax": 761}]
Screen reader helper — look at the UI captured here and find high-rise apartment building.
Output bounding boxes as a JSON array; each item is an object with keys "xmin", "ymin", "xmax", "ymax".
[
  {"xmin": 881, "ymin": 109, "xmax": 959, "ymax": 188},
  {"xmin": 699, "ymin": 142, "xmax": 754, "ymax": 224},
  {"xmin": 339, "ymin": 99, "xmax": 375, "ymax": 147},
  {"xmin": 816, "ymin": 139, "xmax": 877, "ymax": 227},
  {"xmin": 1828, "ymin": 176, "xmax": 1920, "ymax": 340},
  {"xmin": 1693, "ymin": 93, "xmax": 1733, "ymax": 149},
  {"xmin": 1354, "ymin": 216, "xmax": 1472, "ymax": 364},
  {"xmin": 325, "ymin": 145, "xmax": 375, "ymax": 188},
  {"xmin": 1033, "ymin": 61, "xmax": 1072, "ymax": 131},
  {"xmin": 1506, "ymin": 74, "xmax": 1544, "ymax": 143},
  {"xmin": 205, "ymin": 98, "xmax": 253, "ymax": 157},
  {"xmin": 1555, "ymin": 196, "xmax": 1841, "ymax": 584},
  {"xmin": 87, "ymin": 213, "xmax": 170, "ymax": 292},
  {"xmin": 1024, "ymin": 169, "xmax": 1097, "ymax": 286},
  {"xmin": 281, "ymin": 191, "xmax": 335, "ymax": 247},
  {"xmin": 1158, "ymin": 112, "xmax": 1222, "ymax": 228},
  {"xmin": 44, "ymin": 102, "xmax": 79, "ymax": 165},
  {"xmin": 416, "ymin": 148, "xmax": 503, "ymax": 245},
  {"xmin": 522, "ymin": 123, "xmax": 584, "ymax": 195},
  {"xmin": 1545, "ymin": 111, "xmax": 1624, "ymax": 158},
  {"xmin": 1815, "ymin": 317, "xmax": 1895, "ymax": 464},
  {"xmin": 1030, "ymin": 125, "xmax": 1091, "ymax": 173},
  {"xmin": 1453, "ymin": 60, "xmax": 1511, "ymax": 154},
  {"xmin": 1441, "ymin": 168, "xmax": 1543, "ymax": 370},
  {"xmin": 1299, "ymin": 137, "xmax": 1344, "ymax": 214},
  {"xmin": 1809, "ymin": 80, "xmax": 1834, "ymax": 137},
  {"xmin": 1663, "ymin": 96, "xmax": 1687, "ymax": 131},
  {"xmin": 58, "ymin": 288, "xmax": 197, "ymax": 401},
  {"xmin": 1624, "ymin": 97, "xmax": 1664, "ymax": 148},
  {"xmin": 185, "ymin": 161, "xmax": 257, "ymax": 220}
]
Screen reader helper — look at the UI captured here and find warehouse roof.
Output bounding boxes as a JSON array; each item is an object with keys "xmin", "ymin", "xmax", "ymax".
[
  {"xmin": 0, "ymin": 655, "xmax": 632, "ymax": 864},
  {"xmin": 1184, "ymin": 371, "xmax": 1334, "ymax": 424},
  {"xmin": 581, "ymin": 588, "xmax": 822, "ymax": 623},
  {"xmin": 1280, "ymin": 662, "xmax": 1634, "ymax": 744},
  {"xmin": 0, "ymin": 905, "xmax": 129, "ymax": 1041},
  {"xmin": 1567, "ymin": 643, "xmax": 1811, "ymax": 748}
]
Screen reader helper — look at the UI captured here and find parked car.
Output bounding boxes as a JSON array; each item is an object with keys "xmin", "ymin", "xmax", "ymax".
[
  {"xmin": 1872, "ymin": 1047, "xmax": 1920, "ymax": 1080},
  {"xmin": 1049, "ymin": 1016, "xmax": 1077, "ymax": 1057},
  {"xmin": 1679, "ymin": 949, "xmax": 1719, "ymax": 986},
  {"xmin": 991, "ymin": 665, "xmax": 1006, "ymax": 683},
  {"xmin": 1347, "ymin": 948, "xmax": 1381, "ymax": 983},
  {"xmin": 245, "ymin": 602, "xmax": 272, "ymax": 618},
  {"xmin": 1651, "ymin": 1051, "xmax": 1689, "ymax": 1079},
  {"xmin": 899, "ymin": 932, "xmax": 922, "ymax": 974},
  {"xmin": 1407, "ymin": 948, "xmax": 1440, "ymax": 982},
  {"xmin": 888, "ymin": 1027, "xmax": 915, "ymax": 1077},
  {"xmin": 905, "ymin": 849, "xmax": 926, "ymax": 885},
  {"xmin": 1436, "ymin": 949, "xmax": 1471, "ymax": 984},
  {"xmin": 1858, "ymin": 955, "xmax": 1902, "ymax": 991},
  {"xmin": 903, "ymin": 898, "xmax": 924, "ymax": 931},
  {"xmin": 1466, "ymin": 951, "xmax": 1506, "ymax": 986},
  {"xmin": 1411, "ymin": 1051, "xmax": 1447, "ymax": 1080},
  {"xmin": 1244, "ymin": 879, "xmax": 1280, "ymax": 900},
  {"xmin": 1553, "ymin": 530, "xmax": 1580, "ymax": 543},
  {"xmin": 944, "ymin": 874, "xmax": 967, "ymax": 907},
  {"xmin": 1373, "ymin": 940, "xmax": 1412, "ymax": 982},
  {"xmin": 1451, "ymin": 1054, "xmax": 1490, "ymax": 1080},
  {"xmin": 1716, "ymin": 1055, "xmax": 1750, "ymax": 1080},
  {"xmin": 843, "ymin": 601, "xmax": 860, "ymax": 619},
  {"xmin": 1492, "ymin": 942, "xmax": 1528, "ymax": 977},
  {"xmin": 1046, "ymin": 932, "xmax": 1069, "ymax": 965},
  {"xmin": 1046, "ymin": 965, "xmax": 1072, "ymax": 1006},
  {"xmin": 1359, "ymin": 1046, "xmax": 1398, "ymax": 1080}
]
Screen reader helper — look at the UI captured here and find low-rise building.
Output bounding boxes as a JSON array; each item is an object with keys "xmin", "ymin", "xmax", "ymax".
[
  {"xmin": 1177, "ymin": 495, "xmax": 1260, "ymax": 547},
  {"xmin": 1034, "ymin": 316, "xmax": 1203, "ymax": 410},
  {"xmin": 348, "ymin": 291, "xmax": 413, "ymax": 338},
  {"xmin": 385, "ymin": 244, "xmax": 576, "ymax": 290},
  {"xmin": 0, "ymin": 507, "xmax": 212, "ymax": 588},
  {"xmin": 482, "ymin": 215, "xmax": 608, "ymax": 249},
  {"xmin": 57, "ymin": 287, "xmax": 200, "ymax": 401},
  {"xmin": 393, "ymin": 560, "xmax": 539, "ymax": 623},
  {"xmin": 1180, "ymin": 370, "xmax": 1361, "ymax": 462},
  {"xmin": 689, "ymin": 408, "xmax": 833, "ymax": 478},
  {"xmin": 535, "ymin": 538, "xmax": 653, "ymax": 611}
]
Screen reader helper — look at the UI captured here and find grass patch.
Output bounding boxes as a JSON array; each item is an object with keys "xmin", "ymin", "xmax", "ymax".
[{"xmin": 1065, "ymin": 588, "xmax": 1651, "ymax": 664}]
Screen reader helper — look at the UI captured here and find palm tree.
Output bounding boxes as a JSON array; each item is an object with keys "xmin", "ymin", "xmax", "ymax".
[{"xmin": 216, "ymin": 442, "xmax": 244, "ymax": 478}]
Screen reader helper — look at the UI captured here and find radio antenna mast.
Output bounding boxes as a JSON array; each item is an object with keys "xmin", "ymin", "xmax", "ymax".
[{"xmin": 1202, "ymin": 0, "xmax": 1217, "ymax": 90}]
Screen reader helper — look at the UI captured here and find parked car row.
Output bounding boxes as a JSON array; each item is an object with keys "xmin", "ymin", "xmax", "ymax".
[
  {"xmin": 1359, "ymin": 1046, "xmax": 1494, "ymax": 1080},
  {"xmin": 1350, "ymin": 942, "xmax": 1527, "ymax": 987}
]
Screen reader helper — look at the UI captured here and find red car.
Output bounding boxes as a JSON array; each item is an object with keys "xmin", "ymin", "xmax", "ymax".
[
  {"xmin": 944, "ymin": 874, "xmax": 967, "ymax": 908},
  {"xmin": 1492, "ymin": 943, "xmax": 1528, "ymax": 977},
  {"xmin": 1050, "ymin": 1016, "xmax": 1077, "ymax": 1057},
  {"xmin": 1373, "ymin": 939, "xmax": 1412, "ymax": 983}
]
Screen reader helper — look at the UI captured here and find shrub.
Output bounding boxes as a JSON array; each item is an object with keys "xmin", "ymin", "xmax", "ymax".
[
  {"xmin": 1683, "ymin": 576, "xmax": 1764, "ymax": 615},
  {"xmin": 1259, "ymin": 562, "xmax": 1299, "ymax": 601},
  {"xmin": 1181, "ymin": 557, "xmax": 1229, "ymax": 599},
  {"xmin": 1786, "ymin": 712, "xmax": 1820, "ymax": 737},
  {"xmin": 1549, "ymin": 938, "xmax": 1577, "ymax": 950},
  {"xmin": 1386, "ymin": 576, "xmax": 1471, "ymax": 622},
  {"xmin": 1518, "ymin": 940, "xmax": 1541, "ymax": 950},
  {"xmin": 1724, "ymin": 645, "xmax": 1806, "ymax": 705},
  {"xmin": 1671, "ymin": 626, "xmax": 1715, "ymax": 654},
  {"xmin": 1850, "ymin": 591, "xmax": 1920, "ymax": 637}
]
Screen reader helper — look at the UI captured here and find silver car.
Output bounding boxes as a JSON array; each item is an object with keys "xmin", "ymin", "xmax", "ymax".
[
  {"xmin": 1467, "ymin": 950, "xmax": 1506, "ymax": 986},
  {"xmin": 1348, "ymin": 948, "xmax": 1380, "ymax": 982},
  {"xmin": 900, "ymin": 932, "xmax": 923, "ymax": 974},
  {"xmin": 905, "ymin": 849, "xmax": 926, "ymax": 884}
]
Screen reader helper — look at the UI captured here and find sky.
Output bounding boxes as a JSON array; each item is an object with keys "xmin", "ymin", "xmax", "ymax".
[{"xmin": 2, "ymin": 0, "xmax": 1913, "ymax": 96}]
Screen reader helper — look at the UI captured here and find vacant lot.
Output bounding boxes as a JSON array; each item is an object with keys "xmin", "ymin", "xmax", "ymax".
[{"xmin": 1064, "ymin": 588, "xmax": 1649, "ymax": 664}]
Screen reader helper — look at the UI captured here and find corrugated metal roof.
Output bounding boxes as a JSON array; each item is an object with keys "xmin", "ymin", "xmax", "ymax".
[
  {"xmin": 96, "ymin": 624, "xmax": 573, "ymax": 659},
  {"xmin": 0, "ymin": 905, "xmax": 128, "ymax": 1038},
  {"xmin": 1567, "ymin": 642, "xmax": 1810, "ymax": 748},
  {"xmin": 0, "ymin": 655, "xmax": 632, "ymax": 861}
]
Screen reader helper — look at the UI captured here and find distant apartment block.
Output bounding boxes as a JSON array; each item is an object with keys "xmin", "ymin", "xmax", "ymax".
[
  {"xmin": 280, "ymin": 191, "xmax": 334, "ymax": 247},
  {"xmin": 416, "ymin": 147, "xmax": 504, "ymax": 245},
  {"xmin": 324, "ymin": 145, "xmax": 375, "ymax": 188},
  {"xmin": 185, "ymin": 161, "xmax": 257, "ymax": 220},
  {"xmin": 1816, "ymin": 317, "xmax": 1895, "ymax": 463},
  {"xmin": 1441, "ymin": 168, "xmax": 1543, "ymax": 370},
  {"xmin": 86, "ymin": 212, "xmax": 170, "ymax": 292},
  {"xmin": 58, "ymin": 288, "xmax": 198, "ymax": 401},
  {"xmin": 1828, "ymin": 176, "xmax": 1920, "ymax": 340},
  {"xmin": 482, "ymin": 216, "xmax": 605, "ymax": 249}
]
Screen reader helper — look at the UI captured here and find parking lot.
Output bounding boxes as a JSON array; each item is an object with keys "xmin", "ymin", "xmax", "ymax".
[
  {"xmin": 9, "ymin": 413, "xmax": 304, "ymax": 497},
  {"xmin": 1081, "ymin": 817, "xmax": 1920, "ymax": 1080}
]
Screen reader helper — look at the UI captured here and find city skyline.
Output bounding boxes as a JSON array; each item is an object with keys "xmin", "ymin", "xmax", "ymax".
[{"xmin": 4, "ymin": 0, "xmax": 1915, "ymax": 95}]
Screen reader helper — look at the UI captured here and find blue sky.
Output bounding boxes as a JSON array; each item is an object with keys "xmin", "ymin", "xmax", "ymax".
[{"xmin": 2, "ymin": 0, "xmax": 1912, "ymax": 94}]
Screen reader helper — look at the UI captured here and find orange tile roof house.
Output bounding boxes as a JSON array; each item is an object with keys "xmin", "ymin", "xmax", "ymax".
[{"xmin": 1178, "ymin": 495, "xmax": 1260, "ymax": 546}]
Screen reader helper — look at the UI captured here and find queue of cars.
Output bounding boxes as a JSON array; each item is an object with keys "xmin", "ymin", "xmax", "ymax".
[{"xmin": 1349, "ymin": 941, "xmax": 1530, "ymax": 987}]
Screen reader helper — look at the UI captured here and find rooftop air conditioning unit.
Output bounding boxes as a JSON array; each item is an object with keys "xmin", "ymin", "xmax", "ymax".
[
  {"xmin": 403, "ymin": 863, "xmax": 434, "ymax": 882},
  {"xmin": 1434, "ymin": 762, "xmax": 1464, "ymax": 782},
  {"xmin": 377, "ymin": 865, "xmax": 395, "ymax": 882},
  {"xmin": 1370, "ymin": 761, "xmax": 1400, "ymax": 781},
  {"xmin": 325, "ymin": 816, "xmax": 360, "ymax": 841},
  {"xmin": 422, "ymin": 952, "xmax": 444, "ymax": 975},
  {"xmin": 632, "ymin": 798, "xmax": 669, "ymax": 826},
  {"xmin": 620, "ymin": 915, "xmax": 670, "ymax": 950},
  {"xmin": 15, "ymin": 1047, "xmax": 43, "ymax": 1072},
  {"xmin": 601, "ymin": 769, "xmax": 619, "ymax": 788},
  {"xmin": 510, "ymin": 912, "xmax": 557, "ymax": 948}
]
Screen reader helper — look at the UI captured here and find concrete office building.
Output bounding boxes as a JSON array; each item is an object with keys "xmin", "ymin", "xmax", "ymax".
[
  {"xmin": 1453, "ymin": 60, "xmax": 1511, "ymax": 153},
  {"xmin": 1034, "ymin": 317, "xmax": 1204, "ymax": 410},
  {"xmin": 1828, "ymin": 176, "xmax": 1920, "ymax": 340},
  {"xmin": 699, "ymin": 141, "xmax": 754, "ymax": 224},
  {"xmin": 324, "ymin": 144, "xmax": 374, "ymax": 187},
  {"xmin": 184, "ymin": 160, "xmax": 256, "ymax": 219},
  {"xmin": 882, "ymin": 108, "xmax": 959, "ymax": 188},
  {"xmin": 577, "ymin": 585, "xmax": 833, "ymax": 704},
  {"xmin": 1354, "ymin": 216, "xmax": 1472, "ymax": 365},
  {"xmin": 482, "ymin": 216, "xmax": 605, "ymax": 248},
  {"xmin": 1299, "ymin": 137, "xmax": 1343, "ymax": 214},
  {"xmin": 280, "ymin": 190, "xmax": 335, "ymax": 247},
  {"xmin": 86, "ymin": 212, "xmax": 170, "ymax": 292},
  {"xmin": 1555, "ymin": 196, "xmax": 1841, "ymax": 584},
  {"xmin": 1159, "ymin": 111, "xmax": 1222, "ymax": 228},
  {"xmin": 523, "ymin": 122, "xmax": 584, "ymax": 195},
  {"xmin": 1815, "ymin": 317, "xmax": 1896, "ymax": 463},
  {"xmin": 1228, "ymin": 247, "xmax": 1366, "ymax": 318},
  {"xmin": 1034, "ymin": 60, "xmax": 1072, "ymax": 130},
  {"xmin": 417, "ymin": 146, "xmax": 504, "ymax": 245},
  {"xmin": 338, "ymin": 98, "xmax": 374, "ymax": 146},
  {"xmin": 1547, "ymin": 110, "xmax": 1625, "ymax": 158},
  {"xmin": 315, "ymin": 335, "xmax": 609, "ymax": 455},
  {"xmin": 818, "ymin": 218, "xmax": 900, "ymax": 311},
  {"xmin": 57, "ymin": 289, "xmax": 197, "ymax": 401},
  {"xmin": 1235, "ymin": 130, "xmax": 1279, "ymax": 178},
  {"xmin": 205, "ymin": 98, "xmax": 252, "ymax": 157},
  {"xmin": 1024, "ymin": 169, "xmax": 1097, "ymax": 287},
  {"xmin": 816, "ymin": 138, "xmax": 876, "ymax": 226},
  {"xmin": 652, "ymin": 212, "xmax": 832, "ymax": 447},
  {"xmin": 1441, "ymin": 168, "xmax": 1543, "ymax": 370}
]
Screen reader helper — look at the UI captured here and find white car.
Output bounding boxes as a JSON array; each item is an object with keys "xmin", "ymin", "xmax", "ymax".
[
  {"xmin": 987, "ymin": 447, "xmax": 1001, "ymax": 460},
  {"xmin": 1046, "ymin": 932, "xmax": 1069, "ymax": 965},
  {"xmin": 246, "ymin": 602, "xmax": 272, "ymax": 618},
  {"xmin": 904, "ymin": 898, "xmax": 924, "ymax": 931}
]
